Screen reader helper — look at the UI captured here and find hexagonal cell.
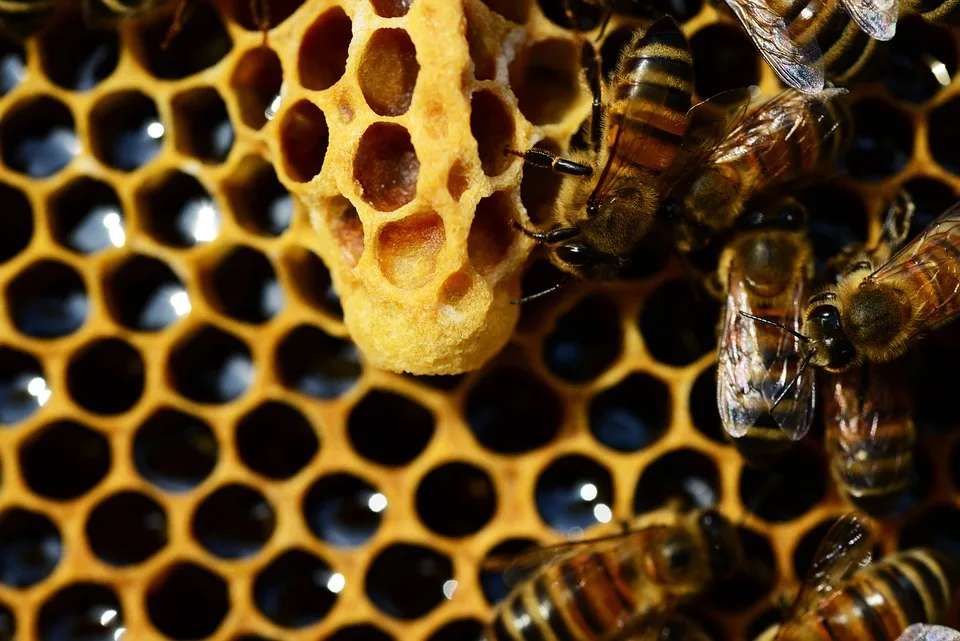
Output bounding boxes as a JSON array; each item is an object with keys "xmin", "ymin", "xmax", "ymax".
[
  {"xmin": 67, "ymin": 337, "xmax": 145, "ymax": 415},
  {"xmin": 536, "ymin": 454, "xmax": 614, "ymax": 533},
  {"xmin": 38, "ymin": 13, "xmax": 118, "ymax": 91},
  {"xmin": 225, "ymin": 155, "xmax": 293, "ymax": 237},
  {"xmin": 279, "ymin": 100, "xmax": 328, "ymax": 183},
  {"xmin": 236, "ymin": 401, "xmax": 319, "ymax": 480},
  {"xmin": 49, "ymin": 178, "xmax": 124, "ymax": 255},
  {"xmin": 171, "ymin": 86, "xmax": 234, "ymax": 164},
  {"xmin": 147, "ymin": 562, "xmax": 229, "ymax": 639},
  {"xmin": 0, "ymin": 36, "xmax": 25, "ymax": 97},
  {"xmin": 89, "ymin": 90, "xmax": 164, "ymax": 172},
  {"xmin": 427, "ymin": 619, "xmax": 485, "ymax": 641},
  {"xmin": 902, "ymin": 177, "xmax": 957, "ymax": 238},
  {"xmin": 19, "ymin": 420, "xmax": 110, "ymax": 501},
  {"xmin": 254, "ymin": 549, "xmax": 340, "ymax": 628},
  {"xmin": 327, "ymin": 626, "xmax": 395, "ymax": 641},
  {"xmin": 354, "ymin": 122, "xmax": 419, "ymax": 211},
  {"xmin": 193, "ymin": 483, "xmax": 275, "ymax": 559},
  {"xmin": 929, "ymin": 97, "xmax": 960, "ymax": 175},
  {"xmin": 416, "ymin": 462, "xmax": 496, "ymax": 537},
  {"xmin": 544, "ymin": 294, "xmax": 622, "ymax": 382},
  {"xmin": 464, "ymin": 1, "xmax": 498, "ymax": 82},
  {"xmin": 359, "ymin": 29, "xmax": 419, "ymax": 117},
  {"xmin": 479, "ymin": 538, "xmax": 538, "ymax": 605},
  {"xmin": 511, "ymin": 38, "xmax": 579, "ymax": 126},
  {"xmin": 38, "ymin": 584, "xmax": 124, "ymax": 641},
  {"xmin": 0, "ymin": 507, "xmax": 61, "ymax": 587},
  {"xmin": 377, "ymin": 211, "xmax": 445, "ymax": 289},
  {"xmin": 739, "ymin": 445, "xmax": 824, "ymax": 522},
  {"xmin": 0, "ymin": 346, "xmax": 49, "ymax": 425},
  {"xmin": 349, "ymin": 389, "xmax": 434, "ymax": 466},
  {"xmin": 0, "ymin": 96, "xmax": 77, "ymax": 178},
  {"xmin": 704, "ymin": 527, "xmax": 776, "ymax": 612},
  {"xmin": 281, "ymin": 245, "xmax": 343, "ymax": 317},
  {"xmin": 689, "ymin": 364, "xmax": 725, "ymax": 444},
  {"xmin": 370, "ymin": 0, "xmax": 412, "ymax": 17},
  {"xmin": 589, "ymin": 373, "xmax": 670, "ymax": 452},
  {"xmin": 326, "ymin": 196, "xmax": 365, "ymax": 267},
  {"xmin": 276, "ymin": 324, "xmax": 360, "ymax": 399},
  {"xmin": 137, "ymin": 171, "xmax": 221, "ymax": 247},
  {"xmin": 634, "ymin": 448, "xmax": 720, "ymax": 513},
  {"xmin": 841, "ymin": 98, "xmax": 913, "ymax": 182},
  {"xmin": 205, "ymin": 245, "xmax": 283, "ymax": 324},
  {"xmin": 465, "ymin": 366, "xmax": 562, "ymax": 454},
  {"xmin": 468, "ymin": 191, "xmax": 515, "ymax": 277},
  {"xmin": 912, "ymin": 338, "xmax": 960, "ymax": 435},
  {"xmin": 303, "ymin": 473, "xmax": 385, "ymax": 546},
  {"xmin": 882, "ymin": 15, "xmax": 956, "ymax": 104},
  {"xmin": 639, "ymin": 280, "xmax": 719, "ymax": 366},
  {"xmin": 135, "ymin": 2, "xmax": 232, "ymax": 79},
  {"xmin": 691, "ymin": 24, "xmax": 759, "ymax": 98},
  {"xmin": 901, "ymin": 505, "xmax": 960, "ymax": 557},
  {"xmin": 797, "ymin": 182, "xmax": 869, "ymax": 270},
  {"xmin": 6, "ymin": 260, "xmax": 88, "ymax": 339},
  {"xmin": 134, "ymin": 408, "xmax": 218, "ymax": 492},
  {"xmin": 105, "ymin": 254, "xmax": 189, "ymax": 332},
  {"xmin": 231, "ymin": 47, "xmax": 283, "ymax": 130},
  {"xmin": 168, "ymin": 325, "xmax": 254, "ymax": 404},
  {"xmin": 481, "ymin": 0, "xmax": 530, "ymax": 22},
  {"xmin": 85, "ymin": 491, "xmax": 168, "ymax": 566},
  {"xmin": 298, "ymin": 6, "xmax": 351, "ymax": 91},
  {"xmin": 231, "ymin": 0, "xmax": 305, "ymax": 30},
  {"xmin": 366, "ymin": 543, "xmax": 453, "ymax": 619}
]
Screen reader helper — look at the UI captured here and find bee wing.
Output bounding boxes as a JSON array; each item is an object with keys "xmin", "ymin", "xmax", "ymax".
[
  {"xmin": 777, "ymin": 512, "xmax": 875, "ymax": 637},
  {"xmin": 897, "ymin": 625, "xmax": 960, "ymax": 641},
  {"xmin": 722, "ymin": 0, "xmax": 824, "ymax": 93},
  {"xmin": 717, "ymin": 269, "xmax": 765, "ymax": 439},
  {"xmin": 840, "ymin": 0, "xmax": 898, "ymax": 40}
]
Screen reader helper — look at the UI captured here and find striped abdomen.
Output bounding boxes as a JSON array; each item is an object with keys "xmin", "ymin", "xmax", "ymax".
[
  {"xmin": 825, "ymin": 362, "xmax": 914, "ymax": 515},
  {"xmin": 0, "ymin": 0, "xmax": 55, "ymax": 38},
  {"xmin": 609, "ymin": 17, "xmax": 693, "ymax": 174}
]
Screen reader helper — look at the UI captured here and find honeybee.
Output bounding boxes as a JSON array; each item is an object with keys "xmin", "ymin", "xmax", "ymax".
[
  {"xmin": 756, "ymin": 512, "xmax": 959, "ymax": 641},
  {"xmin": 0, "ymin": 0, "xmax": 56, "ymax": 39},
  {"xmin": 485, "ymin": 508, "xmax": 741, "ymax": 641},
  {"xmin": 716, "ymin": 196, "xmax": 816, "ymax": 465},
  {"xmin": 899, "ymin": 625, "xmax": 960, "ymax": 641}
]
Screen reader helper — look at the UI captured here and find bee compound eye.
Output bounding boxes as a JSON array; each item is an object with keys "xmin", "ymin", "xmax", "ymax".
[{"xmin": 556, "ymin": 243, "xmax": 596, "ymax": 267}]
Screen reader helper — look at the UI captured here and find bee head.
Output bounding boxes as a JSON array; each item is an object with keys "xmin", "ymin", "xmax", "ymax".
[{"xmin": 804, "ymin": 302, "xmax": 857, "ymax": 371}]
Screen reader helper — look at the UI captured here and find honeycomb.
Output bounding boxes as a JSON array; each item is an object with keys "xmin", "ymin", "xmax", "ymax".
[{"xmin": 0, "ymin": 1, "xmax": 959, "ymax": 641}]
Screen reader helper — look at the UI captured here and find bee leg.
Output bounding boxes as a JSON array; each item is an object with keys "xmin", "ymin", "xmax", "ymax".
[
  {"xmin": 162, "ymin": 0, "xmax": 196, "ymax": 50},
  {"xmin": 251, "ymin": 0, "xmax": 270, "ymax": 46},
  {"xmin": 580, "ymin": 39, "xmax": 604, "ymax": 155},
  {"xmin": 504, "ymin": 148, "xmax": 593, "ymax": 176},
  {"xmin": 511, "ymin": 274, "xmax": 571, "ymax": 305}
]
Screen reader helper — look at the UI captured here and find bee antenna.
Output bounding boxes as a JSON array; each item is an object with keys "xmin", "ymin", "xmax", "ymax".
[
  {"xmin": 739, "ymin": 311, "xmax": 809, "ymax": 343},
  {"xmin": 770, "ymin": 349, "xmax": 816, "ymax": 412},
  {"xmin": 511, "ymin": 274, "xmax": 571, "ymax": 305}
]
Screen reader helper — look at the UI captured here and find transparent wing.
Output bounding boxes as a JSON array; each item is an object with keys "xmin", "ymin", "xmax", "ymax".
[
  {"xmin": 723, "ymin": 0, "xmax": 824, "ymax": 92},
  {"xmin": 717, "ymin": 265, "xmax": 764, "ymax": 439},
  {"xmin": 840, "ymin": 0, "xmax": 898, "ymax": 40},
  {"xmin": 897, "ymin": 625, "xmax": 960, "ymax": 641}
]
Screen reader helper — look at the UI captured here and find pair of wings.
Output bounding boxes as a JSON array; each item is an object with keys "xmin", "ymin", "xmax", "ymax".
[
  {"xmin": 723, "ymin": 0, "xmax": 897, "ymax": 93},
  {"xmin": 899, "ymin": 625, "xmax": 960, "ymax": 641}
]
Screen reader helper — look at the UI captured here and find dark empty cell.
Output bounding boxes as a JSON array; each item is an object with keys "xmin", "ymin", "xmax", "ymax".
[
  {"xmin": 37, "ymin": 584, "xmax": 123, "ymax": 641},
  {"xmin": 348, "ymin": 390, "xmax": 434, "ymax": 466},
  {"xmin": 690, "ymin": 365, "xmax": 725, "ymax": 443},
  {"xmin": 89, "ymin": 91, "xmax": 163, "ymax": 171},
  {"xmin": 797, "ymin": 183, "xmax": 868, "ymax": 270},
  {"xmin": 6, "ymin": 260, "xmax": 87, "ymax": 339},
  {"xmin": 359, "ymin": 29, "xmax": 419, "ymax": 117},
  {"xmin": 911, "ymin": 339, "xmax": 960, "ymax": 435},
  {"xmin": 232, "ymin": 0, "xmax": 304, "ymax": 29},
  {"xmin": 634, "ymin": 448, "xmax": 720, "ymax": 513},
  {"xmin": 134, "ymin": 408, "xmax": 218, "ymax": 492},
  {"xmin": 535, "ymin": 455, "xmax": 614, "ymax": 533},
  {"xmin": 929, "ymin": 97, "xmax": 960, "ymax": 175},
  {"xmin": 691, "ymin": 24, "xmax": 758, "ymax": 97},
  {"xmin": 0, "ymin": 36, "xmax": 25, "ymax": 96},
  {"xmin": 902, "ymin": 177, "xmax": 956, "ymax": 238},
  {"xmin": 354, "ymin": 122, "xmax": 419, "ymax": 211},
  {"xmin": 465, "ymin": 366, "xmax": 562, "ymax": 454},
  {"xmin": 279, "ymin": 100, "xmax": 328, "ymax": 183},
  {"xmin": 0, "ymin": 602, "xmax": 13, "ymax": 641},
  {"xmin": 325, "ymin": 626, "xmax": 395, "ymax": 641},
  {"xmin": 168, "ymin": 325, "xmax": 253, "ymax": 404},
  {"xmin": 882, "ymin": 16, "xmax": 955, "ymax": 104},
  {"xmin": 39, "ymin": 16, "xmax": 117, "ymax": 91},
  {"xmin": 49, "ymin": 178, "xmax": 124, "ymax": 255},
  {"xmin": 0, "ymin": 346, "xmax": 48, "ymax": 425},
  {"xmin": 901, "ymin": 505, "xmax": 960, "ymax": 558},
  {"xmin": 192, "ymin": 483, "xmax": 275, "ymax": 559},
  {"xmin": 639, "ymin": 280, "xmax": 720, "ymax": 366},
  {"xmin": 226, "ymin": 156, "xmax": 293, "ymax": 237},
  {"xmin": 303, "ymin": 473, "xmax": 384, "ymax": 546},
  {"xmin": 479, "ymin": 538, "xmax": 538, "ymax": 605},
  {"xmin": 254, "ymin": 549, "xmax": 340, "ymax": 628},
  {"xmin": 600, "ymin": 28, "xmax": 634, "ymax": 80},
  {"xmin": 512, "ymin": 38, "xmax": 579, "ymax": 125},
  {"xmin": 519, "ymin": 141, "xmax": 562, "ymax": 225},
  {"xmin": 233, "ymin": 636, "xmax": 276, "ymax": 641},
  {"xmin": 85, "ymin": 491, "xmax": 167, "ymax": 566},
  {"xmin": 231, "ymin": 47, "xmax": 283, "ymax": 130},
  {"xmin": 739, "ymin": 445, "xmax": 824, "ymax": 522},
  {"xmin": 207, "ymin": 245, "xmax": 283, "ymax": 323},
  {"xmin": 105, "ymin": 255, "xmax": 189, "ymax": 331},
  {"xmin": 416, "ymin": 462, "xmax": 496, "ymax": 537},
  {"xmin": 0, "ymin": 182, "xmax": 29, "ymax": 263},
  {"xmin": 653, "ymin": 0, "xmax": 701, "ymax": 20},
  {"xmin": 589, "ymin": 373, "xmax": 670, "ymax": 452},
  {"xmin": 543, "ymin": 294, "xmax": 622, "ymax": 382},
  {"xmin": 370, "ymin": 0, "xmax": 412, "ymax": 17},
  {"xmin": 171, "ymin": 87, "xmax": 234, "ymax": 163},
  {"xmin": 538, "ymin": 0, "xmax": 603, "ymax": 29},
  {"xmin": 137, "ymin": 2, "xmax": 232, "ymax": 79},
  {"xmin": 298, "ymin": 6, "xmax": 351, "ymax": 90},
  {"xmin": 0, "ymin": 507, "xmax": 61, "ymax": 587},
  {"xmin": 841, "ymin": 99, "xmax": 913, "ymax": 181},
  {"xmin": 747, "ymin": 608, "xmax": 783, "ymax": 641},
  {"xmin": 147, "ymin": 562, "xmax": 229, "ymax": 640},
  {"xmin": 236, "ymin": 401, "xmax": 318, "ymax": 480},
  {"xmin": 704, "ymin": 527, "xmax": 775, "ymax": 612},
  {"xmin": 427, "ymin": 619, "xmax": 485, "ymax": 641},
  {"xmin": 471, "ymin": 90, "xmax": 514, "ymax": 177},
  {"xmin": 276, "ymin": 325, "xmax": 360, "ymax": 399},
  {"xmin": 0, "ymin": 96, "xmax": 76, "ymax": 178},
  {"xmin": 366, "ymin": 544, "xmax": 453, "ymax": 619},
  {"xmin": 67, "ymin": 338, "xmax": 144, "ymax": 415},
  {"xmin": 19, "ymin": 420, "xmax": 110, "ymax": 501},
  {"xmin": 281, "ymin": 246, "xmax": 342, "ymax": 317},
  {"xmin": 138, "ymin": 171, "xmax": 221, "ymax": 247}
]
